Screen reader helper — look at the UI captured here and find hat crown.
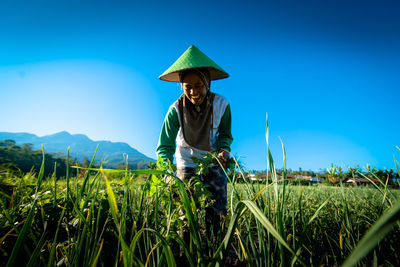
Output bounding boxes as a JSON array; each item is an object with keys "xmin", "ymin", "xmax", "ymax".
[{"xmin": 159, "ymin": 45, "xmax": 229, "ymax": 82}]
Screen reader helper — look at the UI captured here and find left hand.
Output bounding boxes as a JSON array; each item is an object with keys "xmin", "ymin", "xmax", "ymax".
[{"xmin": 218, "ymin": 150, "xmax": 229, "ymax": 168}]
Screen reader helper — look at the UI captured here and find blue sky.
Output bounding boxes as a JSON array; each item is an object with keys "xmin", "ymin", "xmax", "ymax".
[{"xmin": 0, "ymin": 0, "xmax": 399, "ymax": 171}]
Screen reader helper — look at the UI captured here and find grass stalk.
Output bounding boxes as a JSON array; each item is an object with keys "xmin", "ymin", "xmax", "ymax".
[
  {"xmin": 5, "ymin": 147, "xmax": 45, "ymax": 267},
  {"xmin": 343, "ymin": 199, "xmax": 400, "ymax": 267}
]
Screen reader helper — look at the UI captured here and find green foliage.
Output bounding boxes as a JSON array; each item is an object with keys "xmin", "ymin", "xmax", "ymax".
[
  {"xmin": 0, "ymin": 139, "xmax": 72, "ymax": 178},
  {"xmin": 1, "ymin": 154, "xmax": 400, "ymax": 266},
  {"xmin": 0, "ymin": 130, "xmax": 400, "ymax": 266},
  {"xmin": 192, "ymin": 152, "xmax": 235, "ymax": 176}
]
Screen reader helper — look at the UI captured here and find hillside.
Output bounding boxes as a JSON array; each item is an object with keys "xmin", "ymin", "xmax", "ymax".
[{"xmin": 0, "ymin": 131, "xmax": 155, "ymax": 169}]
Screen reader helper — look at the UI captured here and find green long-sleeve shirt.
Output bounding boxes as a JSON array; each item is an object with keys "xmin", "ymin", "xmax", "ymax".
[{"xmin": 156, "ymin": 94, "xmax": 233, "ymax": 167}]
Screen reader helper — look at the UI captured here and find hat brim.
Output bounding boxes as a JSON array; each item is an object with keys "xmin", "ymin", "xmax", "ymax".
[{"xmin": 159, "ymin": 67, "xmax": 229, "ymax": 82}]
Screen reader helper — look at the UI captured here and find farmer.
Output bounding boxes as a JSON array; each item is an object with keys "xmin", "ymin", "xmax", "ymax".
[{"xmin": 156, "ymin": 45, "xmax": 233, "ymax": 234}]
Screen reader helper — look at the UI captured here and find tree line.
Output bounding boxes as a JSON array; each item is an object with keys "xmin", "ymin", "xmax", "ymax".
[
  {"xmin": 0, "ymin": 139, "xmax": 77, "ymax": 178},
  {"xmin": 246, "ymin": 164, "xmax": 400, "ymax": 186}
]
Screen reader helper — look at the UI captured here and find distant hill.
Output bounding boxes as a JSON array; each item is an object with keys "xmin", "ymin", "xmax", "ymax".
[{"xmin": 0, "ymin": 131, "xmax": 155, "ymax": 169}]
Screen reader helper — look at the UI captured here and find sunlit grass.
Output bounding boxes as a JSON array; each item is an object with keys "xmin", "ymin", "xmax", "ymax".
[{"xmin": 0, "ymin": 120, "xmax": 399, "ymax": 266}]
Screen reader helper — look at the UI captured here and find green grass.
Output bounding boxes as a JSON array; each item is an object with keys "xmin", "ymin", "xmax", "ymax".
[
  {"xmin": 1, "ymin": 167, "xmax": 399, "ymax": 266},
  {"xmin": 0, "ymin": 119, "xmax": 399, "ymax": 266}
]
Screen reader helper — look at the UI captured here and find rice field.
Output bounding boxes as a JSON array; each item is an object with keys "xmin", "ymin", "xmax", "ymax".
[
  {"xmin": 0, "ymin": 150, "xmax": 399, "ymax": 267},
  {"xmin": 1, "ymin": 120, "xmax": 400, "ymax": 266}
]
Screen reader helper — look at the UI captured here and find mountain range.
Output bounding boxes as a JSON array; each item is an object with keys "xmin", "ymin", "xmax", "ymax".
[{"xmin": 0, "ymin": 131, "xmax": 155, "ymax": 169}]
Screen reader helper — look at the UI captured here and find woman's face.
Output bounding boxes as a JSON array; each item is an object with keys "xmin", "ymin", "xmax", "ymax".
[{"xmin": 181, "ymin": 72, "xmax": 207, "ymax": 106}]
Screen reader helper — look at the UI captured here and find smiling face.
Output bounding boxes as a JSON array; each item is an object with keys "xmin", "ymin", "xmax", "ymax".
[{"xmin": 181, "ymin": 72, "xmax": 208, "ymax": 106}]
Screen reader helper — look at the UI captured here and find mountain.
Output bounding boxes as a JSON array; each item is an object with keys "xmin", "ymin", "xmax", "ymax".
[{"xmin": 0, "ymin": 131, "xmax": 155, "ymax": 169}]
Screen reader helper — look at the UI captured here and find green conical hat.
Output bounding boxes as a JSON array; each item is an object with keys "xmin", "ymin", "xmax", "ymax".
[{"xmin": 159, "ymin": 45, "xmax": 229, "ymax": 82}]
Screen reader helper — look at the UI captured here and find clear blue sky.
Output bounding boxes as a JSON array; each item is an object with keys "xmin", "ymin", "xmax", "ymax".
[{"xmin": 0, "ymin": 0, "xmax": 399, "ymax": 172}]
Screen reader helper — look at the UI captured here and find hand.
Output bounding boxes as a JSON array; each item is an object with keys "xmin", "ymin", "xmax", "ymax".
[{"xmin": 217, "ymin": 150, "xmax": 229, "ymax": 168}]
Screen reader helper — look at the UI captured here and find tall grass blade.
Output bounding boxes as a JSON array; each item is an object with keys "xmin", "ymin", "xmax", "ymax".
[
  {"xmin": 26, "ymin": 222, "xmax": 47, "ymax": 267},
  {"xmin": 101, "ymin": 166, "xmax": 119, "ymax": 222},
  {"xmin": 47, "ymin": 207, "xmax": 66, "ymax": 267},
  {"xmin": 130, "ymin": 228, "xmax": 176, "ymax": 267},
  {"xmin": 100, "ymin": 166, "xmax": 135, "ymax": 267},
  {"xmin": 242, "ymin": 200, "xmax": 297, "ymax": 259},
  {"xmin": 91, "ymin": 239, "xmax": 104, "ymax": 267},
  {"xmin": 66, "ymin": 146, "xmax": 70, "ymax": 201},
  {"xmin": 53, "ymin": 162, "xmax": 57, "ymax": 207},
  {"xmin": 78, "ymin": 145, "xmax": 99, "ymax": 201},
  {"xmin": 6, "ymin": 147, "xmax": 46, "ymax": 267},
  {"xmin": 175, "ymin": 178, "xmax": 203, "ymax": 262},
  {"xmin": 211, "ymin": 199, "xmax": 305, "ymax": 267},
  {"xmin": 342, "ymin": 200, "xmax": 400, "ymax": 267},
  {"xmin": 266, "ymin": 113, "xmax": 270, "ymax": 186},
  {"xmin": 278, "ymin": 136, "xmax": 288, "ymax": 267},
  {"xmin": 307, "ymin": 197, "xmax": 330, "ymax": 225}
]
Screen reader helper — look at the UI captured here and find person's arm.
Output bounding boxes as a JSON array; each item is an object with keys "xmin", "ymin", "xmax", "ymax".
[
  {"xmin": 156, "ymin": 106, "xmax": 180, "ymax": 163},
  {"xmin": 216, "ymin": 104, "xmax": 233, "ymax": 153}
]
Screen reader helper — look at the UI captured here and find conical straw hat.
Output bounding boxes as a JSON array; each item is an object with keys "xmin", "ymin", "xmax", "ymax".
[{"xmin": 159, "ymin": 45, "xmax": 229, "ymax": 82}]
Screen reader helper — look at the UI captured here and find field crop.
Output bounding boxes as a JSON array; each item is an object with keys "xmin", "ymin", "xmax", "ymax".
[
  {"xmin": 0, "ymin": 151, "xmax": 399, "ymax": 267},
  {"xmin": 0, "ymin": 121, "xmax": 399, "ymax": 266}
]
